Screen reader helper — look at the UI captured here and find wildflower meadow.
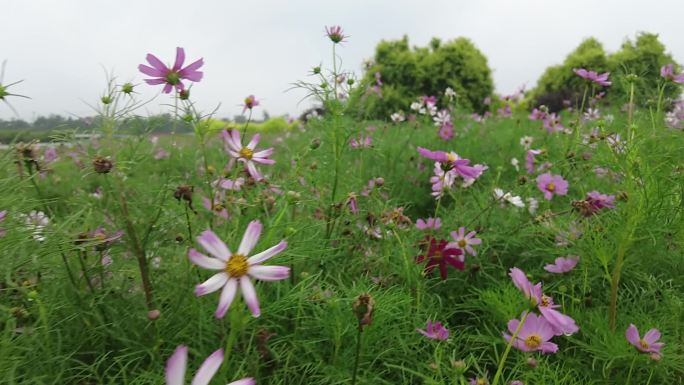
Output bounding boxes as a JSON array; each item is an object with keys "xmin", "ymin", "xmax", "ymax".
[{"xmin": 1, "ymin": 23, "xmax": 684, "ymax": 385}]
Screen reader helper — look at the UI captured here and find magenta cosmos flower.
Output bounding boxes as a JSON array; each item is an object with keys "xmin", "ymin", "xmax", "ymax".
[
  {"xmin": 509, "ymin": 268, "xmax": 579, "ymax": 336},
  {"xmin": 139, "ymin": 47, "xmax": 204, "ymax": 94},
  {"xmin": 325, "ymin": 25, "xmax": 347, "ymax": 44},
  {"xmin": 189, "ymin": 221, "xmax": 289, "ymax": 318},
  {"xmin": 223, "ymin": 129, "xmax": 275, "ymax": 181},
  {"xmin": 573, "ymin": 68, "xmax": 611, "ymax": 87},
  {"xmin": 626, "ymin": 324, "xmax": 664, "ymax": 354},
  {"xmin": 415, "ymin": 236, "xmax": 464, "ymax": 280},
  {"xmin": 584, "ymin": 191, "xmax": 616, "ymax": 213},
  {"xmin": 449, "ymin": 227, "xmax": 481, "ymax": 256},
  {"xmin": 417, "ymin": 147, "xmax": 481, "ymax": 179},
  {"xmin": 416, "ymin": 217, "xmax": 441, "ymax": 231},
  {"xmin": 165, "ymin": 345, "xmax": 254, "ymax": 385},
  {"xmin": 242, "ymin": 95, "xmax": 259, "ymax": 114},
  {"xmin": 661, "ymin": 64, "xmax": 684, "ymax": 84},
  {"xmin": 536, "ymin": 173, "xmax": 568, "ymax": 200},
  {"xmin": 503, "ymin": 312, "xmax": 558, "ymax": 354},
  {"xmin": 417, "ymin": 320, "xmax": 449, "ymax": 341},
  {"xmin": 544, "ymin": 256, "xmax": 580, "ymax": 273}
]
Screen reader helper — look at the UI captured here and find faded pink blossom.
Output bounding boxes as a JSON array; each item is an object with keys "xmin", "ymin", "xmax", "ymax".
[
  {"xmin": 544, "ymin": 256, "xmax": 580, "ymax": 273},
  {"xmin": 416, "ymin": 217, "xmax": 441, "ymax": 231},
  {"xmin": 417, "ymin": 320, "xmax": 449, "ymax": 341},
  {"xmin": 536, "ymin": 173, "xmax": 568, "ymax": 200}
]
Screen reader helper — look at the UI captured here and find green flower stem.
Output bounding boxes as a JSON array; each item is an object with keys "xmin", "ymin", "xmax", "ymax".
[{"xmin": 492, "ymin": 311, "xmax": 530, "ymax": 385}]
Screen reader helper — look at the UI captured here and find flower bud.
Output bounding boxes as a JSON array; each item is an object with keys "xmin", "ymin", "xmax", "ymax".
[
  {"xmin": 310, "ymin": 138, "xmax": 321, "ymax": 150},
  {"xmin": 121, "ymin": 83, "xmax": 135, "ymax": 94},
  {"xmin": 147, "ymin": 309, "xmax": 161, "ymax": 321},
  {"xmin": 93, "ymin": 156, "xmax": 113, "ymax": 174},
  {"xmin": 101, "ymin": 96, "xmax": 113, "ymax": 105},
  {"xmin": 179, "ymin": 89, "xmax": 190, "ymax": 100}
]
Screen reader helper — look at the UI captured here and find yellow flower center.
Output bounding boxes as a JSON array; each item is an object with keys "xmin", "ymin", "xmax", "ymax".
[
  {"xmin": 458, "ymin": 239, "xmax": 467, "ymax": 248},
  {"xmin": 524, "ymin": 334, "xmax": 542, "ymax": 349},
  {"xmin": 447, "ymin": 153, "xmax": 457, "ymax": 162},
  {"xmin": 213, "ymin": 203, "xmax": 224, "ymax": 213},
  {"xmin": 640, "ymin": 339, "xmax": 650, "ymax": 350},
  {"xmin": 239, "ymin": 147, "xmax": 254, "ymax": 160},
  {"xmin": 540, "ymin": 295, "xmax": 551, "ymax": 307},
  {"xmin": 94, "ymin": 233, "xmax": 107, "ymax": 241},
  {"xmin": 225, "ymin": 254, "xmax": 249, "ymax": 277},
  {"xmin": 546, "ymin": 183, "xmax": 556, "ymax": 192}
]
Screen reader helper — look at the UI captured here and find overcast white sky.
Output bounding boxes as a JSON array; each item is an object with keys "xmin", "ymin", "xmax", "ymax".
[{"xmin": 1, "ymin": 0, "xmax": 682, "ymax": 121}]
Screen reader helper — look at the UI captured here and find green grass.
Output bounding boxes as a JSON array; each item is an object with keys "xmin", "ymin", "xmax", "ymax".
[{"xmin": 0, "ymin": 102, "xmax": 683, "ymax": 385}]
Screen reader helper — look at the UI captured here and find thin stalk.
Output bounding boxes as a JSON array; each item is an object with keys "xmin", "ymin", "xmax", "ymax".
[
  {"xmin": 491, "ymin": 311, "xmax": 530, "ymax": 385},
  {"xmin": 184, "ymin": 202, "xmax": 193, "ymax": 244},
  {"xmin": 625, "ymin": 355, "xmax": 637, "ymax": 385},
  {"xmin": 351, "ymin": 326, "xmax": 363, "ymax": 385}
]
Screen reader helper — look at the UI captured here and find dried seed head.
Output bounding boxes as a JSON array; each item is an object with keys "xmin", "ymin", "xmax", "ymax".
[
  {"xmin": 93, "ymin": 156, "xmax": 113, "ymax": 174},
  {"xmin": 174, "ymin": 185, "xmax": 194, "ymax": 203}
]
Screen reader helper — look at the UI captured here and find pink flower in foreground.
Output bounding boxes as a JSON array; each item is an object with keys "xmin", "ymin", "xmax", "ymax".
[
  {"xmin": 139, "ymin": 47, "xmax": 203, "ymax": 94},
  {"xmin": 417, "ymin": 320, "xmax": 449, "ymax": 341},
  {"xmin": 536, "ymin": 173, "xmax": 568, "ymax": 200},
  {"xmin": 223, "ymin": 129, "xmax": 275, "ymax": 181},
  {"xmin": 626, "ymin": 324, "xmax": 664, "ymax": 354},
  {"xmin": 509, "ymin": 268, "xmax": 579, "ymax": 336},
  {"xmin": 661, "ymin": 64, "xmax": 684, "ymax": 84},
  {"xmin": 503, "ymin": 312, "xmax": 558, "ymax": 354},
  {"xmin": 416, "ymin": 217, "xmax": 441, "ymax": 231},
  {"xmin": 417, "ymin": 147, "xmax": 482, "ymax": 179},
  {"xmin": 573, "ymin": 68, "xmax": 611, "ymax": 87},
  {"xmin": 165, "ymin": 345, "xmax": 254, "ymax": 385},
  {"xmin": 190, "ymin": 221, "xmax": 289, "ymax": 318},
  {"xmin": 544, "ymin": 256, "xmax": 580, "ymax": 273},
  {"xmin": 242, "ymin": 95, "xmax": 259, "ymax": 114},
  {"xmin": 449, "ymin": 227, "xmax": 482, "ymax": 256}
]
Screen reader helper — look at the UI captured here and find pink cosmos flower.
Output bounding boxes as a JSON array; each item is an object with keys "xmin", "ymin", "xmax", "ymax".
[
  {"xmin": 325, "ymin": 25, "xmax": 347, "ymax": 43},
  {"xmin": 346, "ymin": 192, "xmax": 359, "ymax": 214},
  {"xmin": 543, "ymin": 113, "xmax": 565, "ymax": 133},
  {"xmin": 417, "ymin": 147, "xmax": 481, "ymax": 180},
  {"xmin": 449, "ymin": 227, "xmax": 481, "ymax": 256},
  {"xmin": 222, "ymin": 129, "xmax": 275, "ymax": 181},
  {"xmin": 242, "ymin": 95, "xmax": 259, "ymax": 114},
  {"xmin": 416, "ymin": 217, "xmax": 441, "ymax": 231},
  {"xmin": 503, "ymin": 312, "xmax": 558, "ymax": 354},
  {"xmin": 536, "ymin": 173, "xmax": 568, "ymax": 200},
  {"xmin": 584, "ymin": 191, "xmax": 616, "ymax": 214},
  {"xmin": 350, "ymin": 135, "xmax": 373, "ymax": 149},
  {"xmin": 189, "ymin": 221, "xmax": 289, "ymax": 318},
  {"xmin": 525, "ymin": 149, "xmax": 542, "ymax": 174},
  {"xmin": 544, "ymin": 256, "xmax": 580, "ymax": 273},
  {"xmin": 139, "ymin": 47, "xmax": 204, "ymax": 94},
  {"xmin": 438, "ymin": 121, "xmax": 455, "ymax": 141},
  {"xmin": 573, "ymin": 68, "xmax": 611, "ymax": 87},
  {"xmin": 625, "ymin": 324, "xmax": 664, "ymax": 354},
  {"xmin": 154, "ymin": 148, "xmax": 170, "ymax": 160},
  {"xmin": 417, "ymin": 320, "xmax": 449, "ymax": 341},
  {"xmin": 660, "ymin": 64, "xmax": 684, "ymax": 84},
  {"xmin": 509, "ymin": 268, "xmax": 579, "ymax": 336},
  {"xmin": 165, "ymin": 345, "xmax": 254, "ymax": 385},
  {"xmin": 415, "ymin": 236, "xmax": 464, "ymax": 280},
  {"xmin": 202, "ymin": 194, "xmax": 229, "ymax": 219},
  {"xmin": 529, "ymin": 108, "xmax": 547, "ymax": 121}
]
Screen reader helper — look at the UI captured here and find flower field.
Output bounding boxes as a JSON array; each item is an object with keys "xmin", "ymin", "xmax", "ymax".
[{"xmin": 1, "ymin": 26, "xmax": 683, "ymax": 385}]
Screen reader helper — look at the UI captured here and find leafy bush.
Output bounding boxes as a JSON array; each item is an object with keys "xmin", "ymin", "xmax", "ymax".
[
  {"xmin": 353, "ymin": 36, "xmax": 494, "ymax": 118},
  {"xmin": 530, "ymin": 33, "xmax": 681, "ymax": 110}
]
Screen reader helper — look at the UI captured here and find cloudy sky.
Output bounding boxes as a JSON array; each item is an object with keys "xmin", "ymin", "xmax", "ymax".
[{"xmin": 2, "ymin": 0, "xmax": 682, "ymax": 121}]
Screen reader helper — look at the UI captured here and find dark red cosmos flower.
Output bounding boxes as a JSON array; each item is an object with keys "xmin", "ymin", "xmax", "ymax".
[{"xmin": 415, "ymin": 236, "xmax": 464, "ymax": 280}]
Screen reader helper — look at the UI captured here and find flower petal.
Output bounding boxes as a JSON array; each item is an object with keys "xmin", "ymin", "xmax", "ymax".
[
  {"xmin": 248, "ymin": 240, "xmax": 287, "ymax": 265},
  {"xmin": 165, "ymin": 345, "xmax": 188, "ymax": 385},
  {"xmin": 195, "ymin": 272, "xmax": 228, "ymax": 296},
  {"xmin": 240, "ymin": 278, "xmax": 261, "ymax": 317},
  {"xmin": 228, "ymin": 379, "xmax": 256, "ymax": 385},
  {"xmin": 643, "ymin": 328, "xmax": 661, "ymax": 345},
  {"xmin": 138, "ymin": 64, "xmax": 166, "ymax": 78},
  {"xmin": 197, "ymin": 230, "xmax": 231, "ymax": 261},
  {"xmin": 188, "ymin": 249, "xmax": 225, "ymax": 270},
  {"xmin": 215, "ymin": 278, "xmax": 238, "ymax": 318},
  {"xmin": 146, "ymin": 53, "xmax": 168, "ymax": 72},
  {"xmin": 190, "ymin": 348, "xmax": 223, "ymax": 385},
  {"xmin": 238, "ymin": 220, "xmax": 262, "ymax": 255},
  {"xmin": 246, "ymin": 133, "xmax": 260, "ymax": 150},
  {"xmin": 249, "ymin": 265, "xmax": 290, "ymax": 281},
  {"xmin": 173, "ymin": 47, "xmax": 185, "ymax": 71},
  {"xmin": 625, "ymin": 324, "xmax": 641, "ymax": 346}
]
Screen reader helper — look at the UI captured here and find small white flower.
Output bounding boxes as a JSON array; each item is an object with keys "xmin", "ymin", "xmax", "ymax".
[
  {"xmin": 511, "ymin": 157, "xmax": 520, "ymax": 171},
  {"xmin": 493, "ymin": 188, "xmax": 525, "ymax": 208},
  {"xmin": 444, "ymin": 87, "xmax": 457, "ymax": 100},
  {"xmin": 390, "ymin": 111, "xmax": 405, "ymax": 123},
  {"xmin": 527, "ymin": 197, "xmax": 539, "ymax": 214},
  {"xmin": 520, "ymin": 136, "xmax": 534, "ymax": 150},
  {"xmin": 433, "ymin": 109, "xmax": 451, "ymax": 127}
]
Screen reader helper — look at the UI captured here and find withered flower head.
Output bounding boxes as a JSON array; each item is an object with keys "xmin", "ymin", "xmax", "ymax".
[
  {"xmin": 174, "ymin": 185, "xmax": 194, "ymax": 202},
  {"xmin": 352, "ymin": 293, "xmax": 374, "ymax": 330},
  {"xmin": 92, "ymin": 156, "xmax": 113, "ymax": 174}
]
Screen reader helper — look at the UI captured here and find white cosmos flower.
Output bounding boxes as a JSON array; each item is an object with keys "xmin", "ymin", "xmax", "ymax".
[
  {"xmin": 493, "ymin": 188, "xmax": 525, "ymax": 208},
  {"xmin": 189, "ymin": 220, "xmax": 289, "ymax": 318}
]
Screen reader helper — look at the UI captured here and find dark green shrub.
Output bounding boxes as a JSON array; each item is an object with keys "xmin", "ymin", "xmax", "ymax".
[{"xmin": 353, "ymin": 36, "xmax": 494, "ymax": 119}]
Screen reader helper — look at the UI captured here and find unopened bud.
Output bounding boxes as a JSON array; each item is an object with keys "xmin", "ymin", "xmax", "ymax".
[
  {"xmin": 121, "ymin": 83, "xmax": 134, "ymax": 94},
  {"xmin": 310, "ymin": 138, "xmax": 321, "ymax": 150},
  {"xmin": 101, "ymin": 95, "xmax": 113, "ymax": 105},
  {"xmin": 147, "ymin": 309, "xmax": 161, "ymax": 321},
  {"xmin": 526, "ymin": 357, "xmax": 538, "ymax": 368}
]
